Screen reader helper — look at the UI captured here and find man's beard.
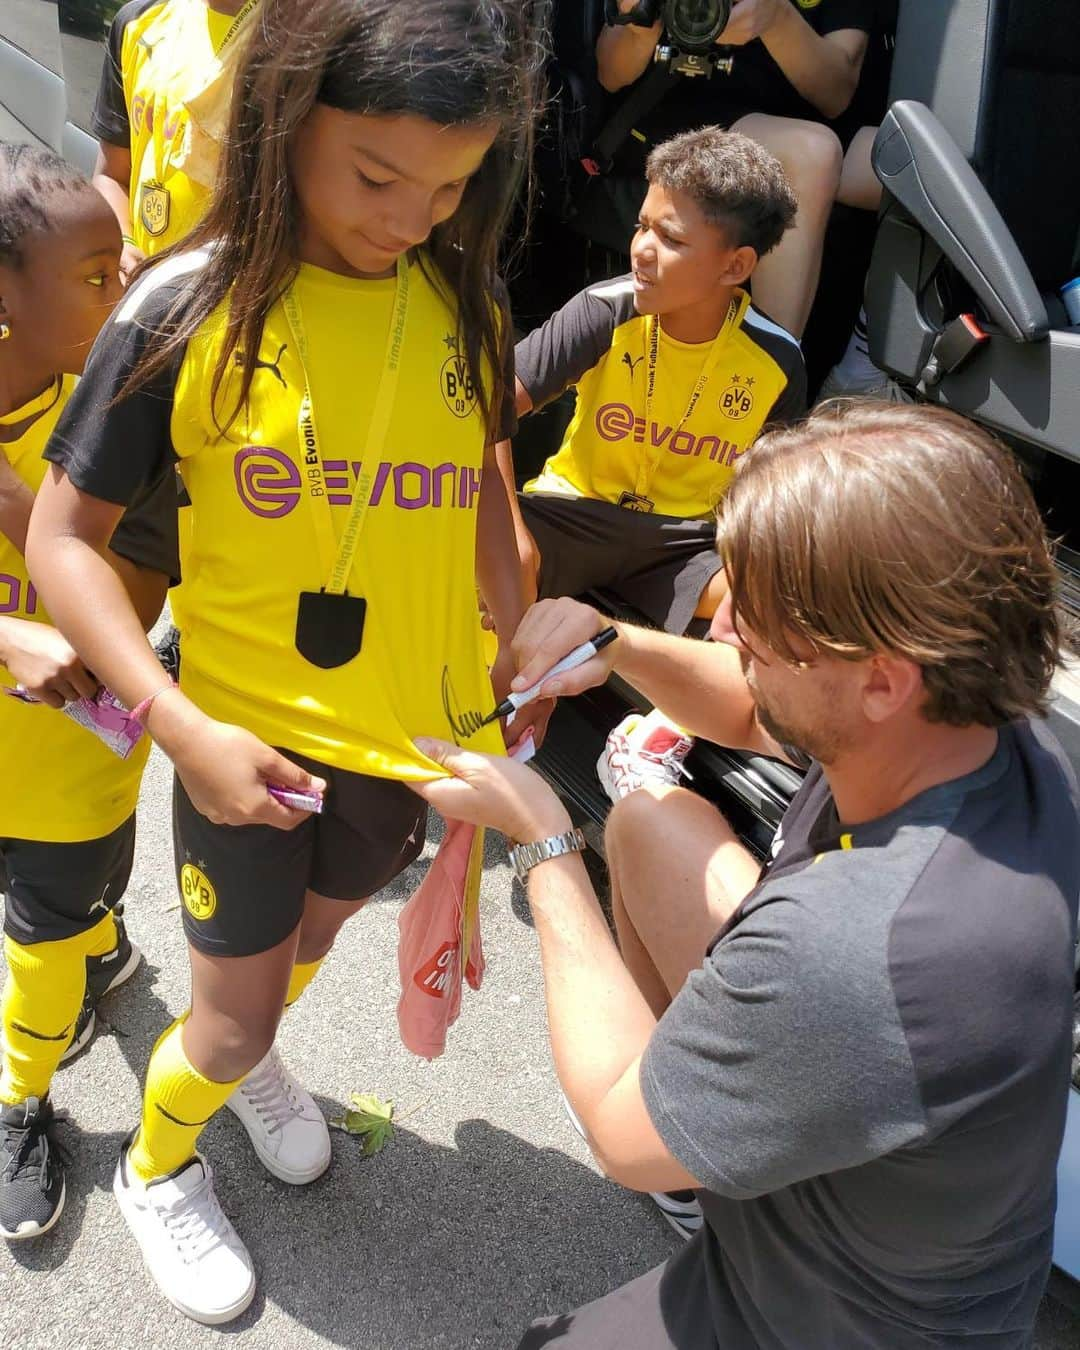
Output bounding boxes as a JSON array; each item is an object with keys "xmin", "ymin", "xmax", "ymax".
[{"xmin": 742, "ymin": 652, "xmax": 846, "ymax": 764}]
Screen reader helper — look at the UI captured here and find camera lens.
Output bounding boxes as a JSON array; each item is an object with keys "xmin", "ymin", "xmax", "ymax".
[{"xmin": 663, "ymin": 0, "xmax": 731, "ymax": 52}]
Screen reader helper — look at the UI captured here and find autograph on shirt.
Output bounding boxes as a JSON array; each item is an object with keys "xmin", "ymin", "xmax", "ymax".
[{"xmin": 441, "ymin": 665, "xmax": 485, "ymax": 745}]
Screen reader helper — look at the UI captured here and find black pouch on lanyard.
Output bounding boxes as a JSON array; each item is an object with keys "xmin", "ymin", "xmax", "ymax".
[{"xmin": 295, "ymin": 589, "xmax": 366, "ymax": 669}]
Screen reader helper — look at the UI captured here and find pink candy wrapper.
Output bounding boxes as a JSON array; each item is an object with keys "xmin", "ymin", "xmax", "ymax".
[{"xmin": 3, "ymin": 685, "xmax": 145, "ymax": 760}]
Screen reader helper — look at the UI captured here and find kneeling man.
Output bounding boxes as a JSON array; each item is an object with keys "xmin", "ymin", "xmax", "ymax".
[{"xmin": 416, "ymin": 403, "xmax": 1079, "ymax": 1350}]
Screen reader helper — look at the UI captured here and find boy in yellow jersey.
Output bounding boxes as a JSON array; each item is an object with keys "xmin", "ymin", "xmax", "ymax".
[
  {"xmin": 506, "ymin": 128, "xmax": 806, "ymax": 635},
  {"xmin": 92, "ymin": 0, "xmax": 259, "ymax": 277},
  {"xmin": 91, "ymin": 0, "xmax": 256, "ymax": 675},
  {"xmin": 0, "ymin": 144, "xmax": 176, "ymax": 1240}
]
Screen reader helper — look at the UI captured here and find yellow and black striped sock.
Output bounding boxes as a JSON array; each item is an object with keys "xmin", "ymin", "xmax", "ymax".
[
  {"xmin": 127, "ymin": 1018, "xmax": 242, "ymax": 1184},
  {"xmin": 0, "ymin": 912, "xmax": 115, "ymax": 1105},
  {"xmin": 284, "ymin": 957, "xmax": 324, "ymax": 1009}
]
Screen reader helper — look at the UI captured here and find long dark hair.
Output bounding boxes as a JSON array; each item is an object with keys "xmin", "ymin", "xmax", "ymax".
[{"xmin": 125, "ymin": 0, "xmax": 548, "ymax": 441}]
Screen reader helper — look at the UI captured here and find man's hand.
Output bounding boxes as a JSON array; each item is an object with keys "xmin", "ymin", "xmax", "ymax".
[
  {"xmin": 716, "ymin": 0, "xmax": 785, "ymax": 46},
  {"xmin": 511, "ymin": 599, "xmax": 617, "ymax": 700},
  {"xmin": 0, "ymin": 619, "xmax": 99, "ymax": 708},
  {"xmin": 412, "ymin": 738, "xmax": 572, "ymax": 843}
]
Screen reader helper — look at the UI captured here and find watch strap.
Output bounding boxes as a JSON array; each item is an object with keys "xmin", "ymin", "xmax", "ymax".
[{"xmin": 510, "ymin": 827, "xmax": 587, "ymax": 882}]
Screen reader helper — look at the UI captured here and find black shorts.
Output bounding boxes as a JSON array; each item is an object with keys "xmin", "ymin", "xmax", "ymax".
[
  {"xmin": 0, "ymin": 815, "xmax": 136, "ymax": 947},
  {"xmin": 516, "ymin": 1239, "xmax": 713, "ymax": 1349},
  {"xmin": 521, "ymin": 493, "xmax": 722, "ymax": 634},
  {"xmin": 172, "ymin": 751, "xmax": 427, "ymax": 957}
]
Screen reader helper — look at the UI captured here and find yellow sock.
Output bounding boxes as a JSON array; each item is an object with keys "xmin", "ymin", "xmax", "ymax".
[
  {"xmin": 86, "ymin": 910, "xmax": 119, "ymax": 959},
  {"xmin": 285, "ymin": 957, "xmax": 324, "ymax": 1009},
  {"xmin": 128, "ymin": 1018, "xmax": 242, "ymax": 1183},
  {"xmin": 0, "ymin": 911, "xmax": 115, "ymax": 1105}
]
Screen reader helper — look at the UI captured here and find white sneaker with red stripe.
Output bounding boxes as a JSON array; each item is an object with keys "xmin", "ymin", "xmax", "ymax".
[{"xmin": 597, "ymin": 709, "xmax": 694, "ymax": 803}]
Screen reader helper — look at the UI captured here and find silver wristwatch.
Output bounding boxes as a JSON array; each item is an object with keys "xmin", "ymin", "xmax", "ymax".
[{"xmin": 509, "ymin": 827, "xmax": 587, "ymax": 883}]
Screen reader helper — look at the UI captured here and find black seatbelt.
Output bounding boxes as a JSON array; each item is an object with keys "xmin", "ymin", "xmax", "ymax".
[{"xmin": 582, "ymin": 63, "xmax": 679, "ymax": 175}]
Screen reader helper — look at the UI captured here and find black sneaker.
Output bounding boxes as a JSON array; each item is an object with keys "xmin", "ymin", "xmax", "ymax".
[
  {"xmin": 154, "ymin": 624, "xmax": 181, "ymax": 681},
  {"xmin": 60, "ymin": 904, "xmax": 142, "ymax": 1065},
  {"xmin": 0, "ymin": 1096, "xmax": 68, "ymax": 1239}
]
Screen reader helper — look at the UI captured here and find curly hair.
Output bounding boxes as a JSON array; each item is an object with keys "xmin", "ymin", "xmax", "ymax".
[
  {"xmin": 719, "ymin": 401, "xmax": 1062, "ymax": 728},
  {"xmin": 646, "ymin": 127, "xmax": 798, "ymax": 258},
  {"xmin": 0, "ymin": 142, "xmax": 96, "ymax": 269}
]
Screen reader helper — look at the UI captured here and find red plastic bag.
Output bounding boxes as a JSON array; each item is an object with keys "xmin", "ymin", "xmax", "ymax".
[{"xmin": 396, "ymin": 816, "xmax": 485, "ymax": 1059}]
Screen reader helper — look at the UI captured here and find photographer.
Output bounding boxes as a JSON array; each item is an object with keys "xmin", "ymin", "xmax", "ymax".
[
  {"xmin": 414, "ymin": 403, "xmax": 1079, "ymax": 1349},
  {"xmin": 592, "ymin": 0, "xmax": 871, "ymax": 335}
]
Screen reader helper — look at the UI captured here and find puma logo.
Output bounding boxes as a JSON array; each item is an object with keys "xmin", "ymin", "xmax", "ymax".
[
  {"xmin": 235, "ymin": 342, "xmax": 288, "ymax": 388},
  {"xmin": 87, "ymin": 886, "xmax": 111, "ymax": 918},
  {"xmin": 622, "ymin": 352, "xmax": 644, "ymax": 379}
]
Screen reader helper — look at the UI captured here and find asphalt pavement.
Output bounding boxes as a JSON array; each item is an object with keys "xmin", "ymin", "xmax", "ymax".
[{"xmin": 2, "ymin": 734, "xmax": 1079, "ymax": 1350}]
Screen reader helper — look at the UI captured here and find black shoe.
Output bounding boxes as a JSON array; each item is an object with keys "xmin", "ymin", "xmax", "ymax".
[
  {"xmin": 0, "ymin": 1096, "xmax": 68, "ymax": 1239},
  {"xmin": 60, "ymin": 904, "xmax": 142, "ymax": 1066},
  {"xmin": 154, "ymin": 624, "xmax": 181, "ymax": 681}
]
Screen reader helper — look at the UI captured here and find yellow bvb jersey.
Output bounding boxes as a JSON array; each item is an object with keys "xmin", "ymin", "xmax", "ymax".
[
  {"xmin": 50, "ymin": 252, "xmax": 506, "ymax": 782},
  {"xmin": 0, "ymin": 381, "xmax": 150, "ymax": 843},
  {"xmin": 93, "ymin": 0, "xmax": 242, "ymax": 256},
  {"xmin": 517, "ymin": 276, "xmax": 807, "ymax": 519}
]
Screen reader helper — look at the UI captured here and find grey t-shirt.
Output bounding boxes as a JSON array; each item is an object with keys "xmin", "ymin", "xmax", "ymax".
[{"xmin": 642, "ymin": 719, "xmax": 1079, "ymax": 1348}]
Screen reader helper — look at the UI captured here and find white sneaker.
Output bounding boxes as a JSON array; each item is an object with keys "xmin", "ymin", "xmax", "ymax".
[
  {"xmin": 225, "ymin": 1046, "xmax": 331, "ymax": 1185},
  {"xmin": 114, "ymin": 1144, "xmax": 255, "ymax": 1325},
  {"xmin": 597, "ymin": 709, "xmax": 694, "ymax": 803},
  {"xmin": 650, "ymin": 1189, "xmax": 704, "ymax": 1241}
]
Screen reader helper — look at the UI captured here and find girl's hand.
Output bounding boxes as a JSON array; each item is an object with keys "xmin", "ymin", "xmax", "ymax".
[
  {"xmin": 119, "ymin": 240, "xmax": 146, "ymax": 286},
  {"xmin": 0, "ymin": 619, "xmax": 99, "ymax": 707},
  {"xmin": 412, "ymin": 737, "xmax": 571, "ymax": 842},
  {"xmin": 169, "ymin": 716, "xmax": 326, "ymax": 830}
]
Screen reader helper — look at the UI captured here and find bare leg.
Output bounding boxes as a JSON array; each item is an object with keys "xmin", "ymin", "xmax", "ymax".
[
  {"xmin": 837, "ymin": 125, "xmax": 881, "ymax": 212},
  {"xmin": 693, "ymin": 567, "xmax": 729, "ymax": 620},
  {"xmin": 181, "ymin": 890, "xmax": 367, "ymax": 1078},
  {"xmin": 731, "ymin": 113, "xmax": 843, "ymax": 337},
  {"xmin": 295, "ymin": 890, "xmax": 369, "ymax": 964},
  {"xmin": 183, "ymin": 926, "xmax": 299, "ymax": 1082},
  {"xmin": 605, "ymin": 784, "xmax": 761, "ymax": 1019}
]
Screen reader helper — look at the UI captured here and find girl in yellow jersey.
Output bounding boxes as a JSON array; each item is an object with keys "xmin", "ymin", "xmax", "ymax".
[
  {"xmin": 0, "ymin": 144, "xmax": 174, "ymax": 1241},
  {"xmin": 31, "ymin": 0, "xmax": 542, "ymax": 1323}
]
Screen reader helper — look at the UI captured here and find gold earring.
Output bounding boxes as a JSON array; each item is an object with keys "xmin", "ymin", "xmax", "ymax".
[{"xmin": 0, "ymin": 323, "xmax": 10, "ymax": 341}]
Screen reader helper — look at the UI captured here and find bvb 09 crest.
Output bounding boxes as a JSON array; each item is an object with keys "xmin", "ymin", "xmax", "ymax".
[
  {"xmin": 719, "ymin": 375, "xmax": 755, "ymax": 421},
  {"xmin": 138, "ymin": 180, "xmax": 170, "ymax": 237},
  {"xmin": 440, "ymin": 337, "xmax": 479, "ymax": 419}
]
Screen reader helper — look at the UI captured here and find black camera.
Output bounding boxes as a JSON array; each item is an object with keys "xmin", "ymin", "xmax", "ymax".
[{"xmin": 604, "ymin": 0, "xmax": 734, "ymax": 77}]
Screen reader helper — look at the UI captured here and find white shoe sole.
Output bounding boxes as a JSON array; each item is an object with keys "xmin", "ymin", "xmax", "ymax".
[
  {"xmin": 98, "ymin": 941, "xmax": 143, "ymax": 998},
  {"xmin": 649, "ymin": 1191, "xmax": 703, "ymax": 1242},
  {"xmin": 1, "ymin": 1176, "xmax": 65, "ymax": 1240},
  {"xmin": 595, "ymin": 747, "xmax": 620, "ymax": 804},
  {"xmin": 113, "ymin": 1164, "xmax": 256, "ymax": 1326},
  {"xmin": 59, "ymin": 1010, "xmax": 97, "ymax": 1065},
  {"xmin": 225, "ymin": 1099, "xmax": 331, "ymax": 1186},
  {"xmin": 59, "ymin": 943, "xmax": 143, "ymax": 1066}
]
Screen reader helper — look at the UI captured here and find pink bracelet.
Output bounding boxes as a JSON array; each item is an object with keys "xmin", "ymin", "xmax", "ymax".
[{"xmin": 130, "ymin": 678, "xmax": 178, "ymax": 727}]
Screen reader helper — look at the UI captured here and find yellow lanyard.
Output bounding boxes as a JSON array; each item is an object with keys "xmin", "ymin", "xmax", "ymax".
[
  {"xmin": 280, "ymin": 256, "xmax": 410, "ymax": 596},
  {"xmin": 636, "ymin": 296, "xmax": 740, "ymax": 499}
]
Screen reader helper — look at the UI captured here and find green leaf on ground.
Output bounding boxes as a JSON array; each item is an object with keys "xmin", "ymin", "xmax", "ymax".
[{"xmin": 329, "ymin": 1092, "xmax": 395, "ymax": 1155}]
